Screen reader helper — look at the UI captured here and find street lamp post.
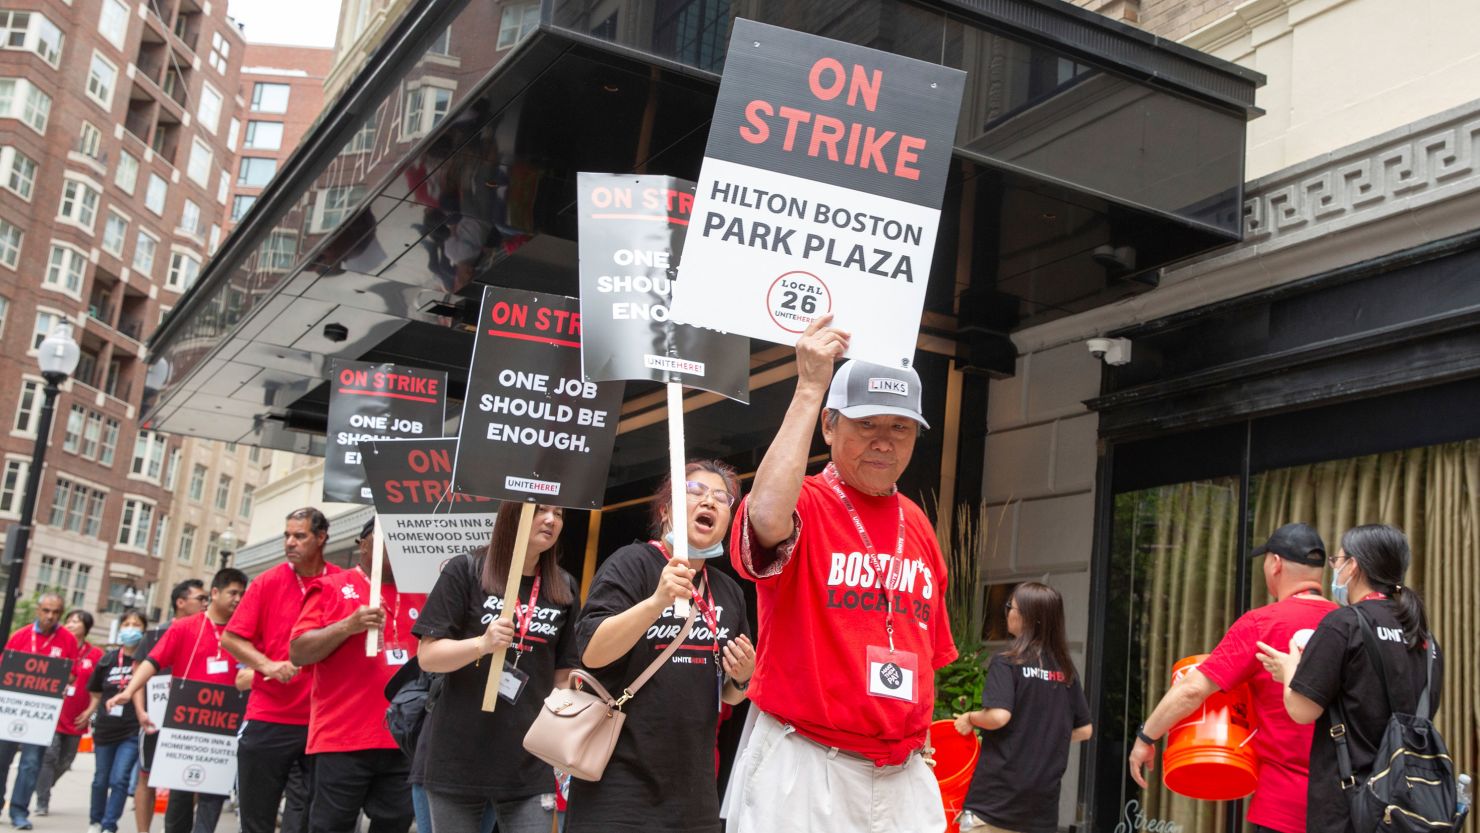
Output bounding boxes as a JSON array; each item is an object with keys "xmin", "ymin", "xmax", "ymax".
[
  {"xmin": 218, "ymin": 528, "xmax": 238, "ymax": 570},
  {"xmin": 0, "ymin": 325, "xmax": 81, "ymax": 638}
]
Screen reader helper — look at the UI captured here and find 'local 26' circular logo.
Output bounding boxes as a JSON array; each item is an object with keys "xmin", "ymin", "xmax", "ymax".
[
  {"xmin": 183, "ymin": 765, "xmax": 206, "ymax": 786},
  {"xmin": 6, "ymin": 720, "xmax": 25, "ymax": 737},
  {"xmin": 765, "ymin": 271, "xmax": 831, "ymax": 333},
  {"xmin": 879, "ymin": 662, "xmax": 903, "ymax": 690}
]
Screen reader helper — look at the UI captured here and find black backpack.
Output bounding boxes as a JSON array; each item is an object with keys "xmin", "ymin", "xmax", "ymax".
[
  {"xmin": 383, "ymin": 656, "xmax": 443, "ymax": 759},
  {"xmin": 1328, "ymin": 609, "xmax": 1467, "ymax": 832}
]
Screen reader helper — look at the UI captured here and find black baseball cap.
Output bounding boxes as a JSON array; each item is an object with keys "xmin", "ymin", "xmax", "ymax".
[
  {"xmin": 357, "ymin": 518, "xmax": 376, "ymax": 542},
  {"xmin": 1250, "ymin": 522, "xmax": 1326, "ymax": 567}
]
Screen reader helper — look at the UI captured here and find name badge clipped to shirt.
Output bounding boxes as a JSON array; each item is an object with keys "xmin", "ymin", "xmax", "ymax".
[
  {"xmin": 207, "ymin": 658, "xmax": 230, "ymax": 676},
  {"xmin": 108, "ymin": 704, "xmax": 125, "ymax": 717},
  {"xmin": 866, "ymin": 645, "xmax": 918, "ymax": 703},
  {"xmin": 65, "ymin": 685, "xmax": 75, "ymax": 697},
  {"xmin": 385, "ymin": 649, "xmax": 409, "ymax": 667},
  {"xmin": 498, "ymin": 662, "xmax": 529, "ymax": 704}
]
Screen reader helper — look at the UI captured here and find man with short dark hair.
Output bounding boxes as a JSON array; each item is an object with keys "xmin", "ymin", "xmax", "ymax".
[
  {"xmin": 133, "ymin": 579, "xmax": 208, "ymax": 833},
  {"xmin": 0, "ymin": 592, "xmax": 81, "ymax": 829},
  {"xmin": 1128, "ymin": 523, "xmax": 1337, "ymax": 833},
  {"xmin": 34, "ymin": 609, "xmax": 100, "ymax": 815},
  {"xmin": 223, "ymin": 508, "xmax": 341, "ymax": 833}
]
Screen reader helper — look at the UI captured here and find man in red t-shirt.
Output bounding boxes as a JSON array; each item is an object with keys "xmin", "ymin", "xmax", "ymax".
[
  {"xmin": 110, "ymin": 568, "xmax": 248, "ymax": 833},
  {"xmin": 290, "ymin": 517, "xmax": 424, "ymax": 833},
  {"xmin": 725, "ymin": 316, "xmax": 957, "ymax": 833},
  {"xmin": 0, "ymin": 592, "xmax": 80, "ymax": 829},
  {"xmin": 221, "ymin": 507, "xmax": 341, "ymax": 833},
  {"xmin": 1128, "ymin": 523, "xmax": 1337, "ymax": 833},
  {"xmin": 35, "ymin": 609, "xmax": 101, "ymax": 815}
]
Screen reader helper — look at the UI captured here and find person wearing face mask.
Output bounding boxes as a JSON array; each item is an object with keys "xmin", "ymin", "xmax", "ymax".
[
  {"xmin": 413, "ymin": 502, "xmax": 581, "ymax": 833},
  {"xmin": 566, "ymin": 460, "xmax": 755, "ymax": 833},
  {"xmin": 34, "ymin": 610, "xmax": 101, "ymax": 816},
  {"xmin": 1257, "ymin": 524, "xmax": 1446, "ymax": 833},
  {"xmin": 1128, "ymin": 523, "xmax": 1335, "ymax": 833},
  {"xmin": 83, "ymin": 608, "xmax": 150, "ymax": 833},
  {"xmin": 0, "ymin": 592, "xmax": 81, "ymax": 829}
]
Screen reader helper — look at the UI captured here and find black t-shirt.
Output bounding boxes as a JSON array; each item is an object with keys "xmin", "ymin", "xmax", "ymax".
[
  {"xmin": 565, "ymin": 543, "xmax": 752, "ymax": 833},
  {"xmin": 1290, "ymin": 599, "xmax": 1444, "ymax": 833},
  {"xmin": 134, "ymin": 623, "xmax": 171, "ymax": 672},
  {"xmin": 963, "ymin": 652, "xmax": 1090, "ymax": 833},
  {"xmin": 410, "ymin": 554, "xmax": 580, "ymax": 799},
  {"xmin": 87, "ymin": 649, "xmax": 140, "ymax": 745}
]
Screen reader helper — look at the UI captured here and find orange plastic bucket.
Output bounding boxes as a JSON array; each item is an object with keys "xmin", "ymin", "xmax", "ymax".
[
  {"xmin": 1162, "ymin": 654, "xmax": 1258, "ymax": 801},
  {"xmin": 930, "ymin": 719, "xmax": 981, "ymax": 833}
]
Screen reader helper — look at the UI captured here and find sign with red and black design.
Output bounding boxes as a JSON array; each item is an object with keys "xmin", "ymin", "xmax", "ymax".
[
  {"xmin": 452, "ymin": 287, "xmax": 624, "ymax": 508},
  {"xmin": 148, "ymin": 679, "xmax": 248, "ymax": 796},
  {"xmin": 670, "ymin": 18, "xmax": 965, "ymax": 368},
  {"xmin": 362, "ymin": 438, "xmax": 499, "ymax": 593},
  {"xmin": 324, "ymin": 360, "xmax": 448, "ymax": 504},
  {"xmin": 0, "ymin": 651, "xmax": 70, "ymax": 746},
  {"xmin": 576, "ymin": 173, "xmax": 750, "ymax": 402}
]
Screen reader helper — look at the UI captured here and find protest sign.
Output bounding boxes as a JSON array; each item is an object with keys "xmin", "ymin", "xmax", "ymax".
[
  {"xmin": 670, "ymin": 18, "xmax": 965, "ymax": 368},
  {"xmin": 147, "ymin": 674, "xmax": 171, "ymax": 726},
  {"xmin": 362, "ymin": 438, "xmax": 499, "ymax": 594},
  {"xmin": 149, "ymin": 679, "xmax": 248, "ymax": 795},
  {"xmin": 451, "ymin": 287, "xmax": 624, "ymax": 509},
  {"xmin": 0, "ymin": 651, "xmax": 70, "ymax": 746},
  {"xmin": 577, "ymin": 173, "xmax": 750, "ymax": 402},
  {"xmin": 324, "ymin": 360, "xmax": 448, "ymax": 503}
]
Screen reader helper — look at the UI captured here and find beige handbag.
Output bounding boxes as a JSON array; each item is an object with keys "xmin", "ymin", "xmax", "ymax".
[{"xmin": 523, "ymin": 590, "xmax": 699, "ymax": 781}]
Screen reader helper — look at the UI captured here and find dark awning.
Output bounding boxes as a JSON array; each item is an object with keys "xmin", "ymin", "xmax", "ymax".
[{"xmin": 145, "ymin": 0, "xmax": 1261, "ymax": 462}]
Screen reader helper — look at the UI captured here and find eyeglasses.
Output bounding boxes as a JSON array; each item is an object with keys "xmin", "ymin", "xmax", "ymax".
[
  {"xmin": 1003, "ymin": 602, "xmax": 1016, "ymax": 615},
  {"xmin": 193, "ymin": 595, "xmax": 210, "ymax": 603},
  {"xmin": 685, "ymin": 480, "xmax": 736, "ymax": 508},
  {"xmin": 1327, "ymin": 554, "xmax": 1347, "ymax": 568}
]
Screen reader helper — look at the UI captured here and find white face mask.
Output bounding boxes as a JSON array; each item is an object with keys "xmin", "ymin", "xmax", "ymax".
[
  {"xmin": 1330, "ymin": 560, "xmax": 1353, "ymax": 606},
  {"xmin": 663, "ymin": 529, "xmax": 724, "ymax": 559}
]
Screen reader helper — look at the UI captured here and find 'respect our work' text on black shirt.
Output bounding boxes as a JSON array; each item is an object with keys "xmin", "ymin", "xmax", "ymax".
[
  {"xmin": 1290, "ymin": 599, "xmax": 1445, "ymax": 833},
  {"xmin": 410, "ymin": 554, "xmax": 580, "ymax": 800},
  {"xmin": 87, "ymin": 648, "xmax": 140, "ymax": 746},
  {"xmin": 565, "ymin": 543, "xmax": 752, "ymax": 833},
  {"xmin": 963, "ymin": 652, "xmax": 1090, "ymax": 833}
]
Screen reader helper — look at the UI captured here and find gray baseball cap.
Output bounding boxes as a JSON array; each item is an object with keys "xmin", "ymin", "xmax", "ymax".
[{"xmin": 825, "ymin": 360, "xmax": 929, "ymax": 429}]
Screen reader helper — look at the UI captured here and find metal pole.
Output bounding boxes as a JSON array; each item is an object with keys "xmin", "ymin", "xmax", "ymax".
[{"xmin": 0, "ymin": 372, "xmax": 66, "ymax": 639}]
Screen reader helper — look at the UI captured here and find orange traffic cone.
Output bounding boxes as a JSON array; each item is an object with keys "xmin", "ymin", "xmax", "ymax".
[{"xmin": 155, "ymin": 789, "xmax": 170, "ymax": 814}]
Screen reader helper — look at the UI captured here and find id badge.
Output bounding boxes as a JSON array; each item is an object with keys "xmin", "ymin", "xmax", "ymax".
[
  {"xmin": 385, "ymin": 648, "xmax": 410, "ymax": 667},
  {"xmin": 866, "ymin": 645, "xmax": 918, "ymax": 703},
  {"xmin": 65, "ymin": 685, "xmax": 75, "ymax": 697},
  {"xmin": 207, "ymin": 658, "xmax": 230, "ymax": 676},
  {"xmin": 498, "ymin": 663, "xmax": 529, "ymax": 704},
  {"xmin": 108, "ymin": 704, "xmax": 124, "ymax": 717}
]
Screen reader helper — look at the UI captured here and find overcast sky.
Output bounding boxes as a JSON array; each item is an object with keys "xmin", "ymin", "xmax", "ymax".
[{"xmin": 229, "ymin": 0, "xmax": 343, "ymax": 48}]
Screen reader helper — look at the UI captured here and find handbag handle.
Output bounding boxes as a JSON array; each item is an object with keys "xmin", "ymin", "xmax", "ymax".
[{"xmin": 577, "ymin": 577, "xmax": 703, "ymax": 709}]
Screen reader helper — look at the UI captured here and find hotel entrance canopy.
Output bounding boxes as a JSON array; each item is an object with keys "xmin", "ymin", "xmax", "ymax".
[{"xmin": 146, "ymin": 0, "xmax": 1262, "ymax": 487}]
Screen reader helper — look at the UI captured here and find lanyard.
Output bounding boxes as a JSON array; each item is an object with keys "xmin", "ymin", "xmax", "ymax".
[
  {"xmin": 1359, "ymin": 592, "xmax": 1389, "ymax": 602},
  {"xmin": 821, "ymin": 463, "xmax": 906, "ymax": 652},
  {"xmin": 293, "ymin": 563, "xmax": 328, "ymax": 596},
  {"xmin": 30, "ymin": 627, "xmax": 56, "ymax": 655},
  {"xmin": 511, "ymin": 573, "xmax": 541, "ymax": 668},
  {"xmin": 650, "ymin": 542, "xmax": 720, "ymax": 646},
  {"xmin": 187, "ymin": 615, "xmax": 228, "ymax": 674}
]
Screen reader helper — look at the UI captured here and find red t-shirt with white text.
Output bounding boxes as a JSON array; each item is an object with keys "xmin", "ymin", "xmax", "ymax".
[
  {"xmin": 57, "ymin": 644, "xmax": 103, "ymax": 736},
  {"xmin": 5, "ymin": 624, "xmax": 80, "ymax": 659},
  {"xmin": 730, "ymin": 471, "xmax": 957, "ymax": 765},
  {"xmin": 226, "ymin": 561, "xmax": 342, "ymax": 724},
  {"xmin": 1196, "ymin": 592, "xmax": 1337, "ymax": 833},
  {"xmin": 290, "ymin": 569, "xmax": 424, "ymax": 754},
  {"xmin": 146, "ymin": 612, "xmax": 237, "ymax": 686}
]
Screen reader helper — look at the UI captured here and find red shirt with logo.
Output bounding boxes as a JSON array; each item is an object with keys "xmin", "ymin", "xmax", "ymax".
[
  {"xmin": 730, "ymin": 470, "xmax": 957, "ymax": 765},
  {"xmin": 5, "ymin": 624, "xmax": 80, "ymax": 659},
  {"xmin": 145, "ymin": 612, "xmax": 237, "ymax": 686},
  {"xmin": 1196, "ymin": 591, "xmax": 1337, "ymax": 833},
  {"xmin": 227, "ymin": 561, "xmax": 342, "ymax": 725},
  {"xmin": 290, "ymin": 569, "xmax": 424, "ymax": 754},
  {"xmin": 56, "ymin": 644, "xmax": 103, "ymax": 736}
]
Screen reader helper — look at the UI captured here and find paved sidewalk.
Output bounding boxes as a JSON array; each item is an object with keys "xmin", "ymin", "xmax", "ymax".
[{"xmin": 6, "ymin": 746, "xmax": 240, "ymax": 833}]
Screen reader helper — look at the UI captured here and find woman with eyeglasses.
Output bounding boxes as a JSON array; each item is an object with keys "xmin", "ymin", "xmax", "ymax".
[
  {"xmin": 565, "ymin": 460, "xmax": 756, "ymax": 833},
  {"xmin": 1256, "ymin": 525, "xmax": 1446, "ymax": 833},
  {"xmin": 952, "ymin": 582, "xmax": 1091, "ymax": 833}
]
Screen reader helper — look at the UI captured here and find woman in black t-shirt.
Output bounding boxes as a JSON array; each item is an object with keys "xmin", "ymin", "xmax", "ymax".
[
  {"xmin": 412, "ymin": 502, "xmax": 580, "ymax": 833},
  {"xmin": 953, "ymin": 582, "xmax": 1092, "ymax": 833},
  {"xmin": 85, "ymin": 608, "xmax": 148, "ymax": 833},
  {"xmin": 566, "ymin": 460, "xmax": 755, "ymax": 833},
  {"xmin": 1257, "ymin": 524, "xmax": 1445, "ymax": 833}
]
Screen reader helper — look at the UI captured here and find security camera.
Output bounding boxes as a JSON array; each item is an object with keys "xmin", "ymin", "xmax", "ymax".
[
  {"xmin": 1093, "ymin": 244, "xmax": 1137, "ymax": 272},
  {"xmin": 1086, "ymin": 337, "xmax": 1132, "ymax": 366}
]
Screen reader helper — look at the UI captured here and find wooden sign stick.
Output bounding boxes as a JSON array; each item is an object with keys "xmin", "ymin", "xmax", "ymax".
[
  {"xmin": 667, "ymin": 382, "xmax": 690, "ymax": 617},
  {"xmin": 365, "ymin": 515, "xmax": 385, "ymax": 657},
  {"xmin": 482, "ymin": 501, "xmax": 536, "ymax": 712}
]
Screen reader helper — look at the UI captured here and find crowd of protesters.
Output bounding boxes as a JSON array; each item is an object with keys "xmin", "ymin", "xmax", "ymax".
[{"xmin": 0, "ymin": 323, "xmax": 1447, "ymax": 833}]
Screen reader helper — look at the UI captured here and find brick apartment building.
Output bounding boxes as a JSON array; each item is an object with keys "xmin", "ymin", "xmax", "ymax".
[{"xmin": 0, "ymin": 0, "xmax": 249, "ymax": 625}]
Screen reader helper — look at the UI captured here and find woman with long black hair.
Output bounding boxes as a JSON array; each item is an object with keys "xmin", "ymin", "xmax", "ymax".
[
  {"xmin": 412, "ymin": 502, "xmax": 580, "ymax": 833},
  {"xmin": 1257, "ymin": 524, "xmax": 1446, "ymax": 833},
  {"xmin": 953, "ymin": 582, "xmax": 1092, "ymax": 833},
  {"xmin": 564, "ymin": 459, "xmax": 755, "ymax": 833}
]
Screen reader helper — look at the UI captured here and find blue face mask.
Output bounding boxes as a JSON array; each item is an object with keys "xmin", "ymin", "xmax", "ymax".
[
  {"xmin": 118, "ymin": 627, "xmax": 144, "ymax": 647},
  {"xmin": 664, "ymin": 529, "xmax": 724, "ymax": 560},
  {"xmin": 1330, "ymin": 561, "xmax": 1351, "ymax": 606}
]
